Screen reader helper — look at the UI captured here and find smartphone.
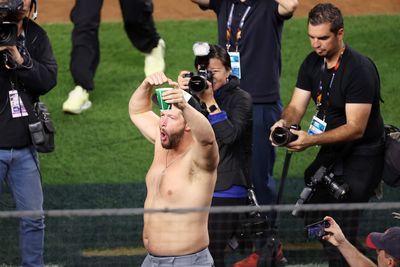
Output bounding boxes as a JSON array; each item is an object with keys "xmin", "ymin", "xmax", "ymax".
[{"xmin": 305, "ymin": 219, "xmax": 330, "ymax": 239}]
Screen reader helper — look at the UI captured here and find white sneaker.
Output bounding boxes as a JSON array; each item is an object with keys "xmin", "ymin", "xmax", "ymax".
[
  {"xmin": 62, "ymin": 85, "xmax": 92, "ymax": 114},
  {"xmin": 144, "ymin": 39, "xmax": 166, "ymax": 77}
]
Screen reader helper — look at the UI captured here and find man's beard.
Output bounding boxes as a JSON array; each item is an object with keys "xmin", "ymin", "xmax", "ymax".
[{"xmin": 161, "ymin": 130, "xmax": 184, "ymax": 149}]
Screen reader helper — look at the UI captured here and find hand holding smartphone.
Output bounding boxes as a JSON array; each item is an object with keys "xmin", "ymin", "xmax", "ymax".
[{"xmin": 305, "ymin": 219, "xmax": 331, "ymax": 239}]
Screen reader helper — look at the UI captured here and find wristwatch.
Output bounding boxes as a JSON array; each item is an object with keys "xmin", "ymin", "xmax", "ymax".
[{"xmin": 207, "ymin": 104, "xmax": 218, "ymax": 113}]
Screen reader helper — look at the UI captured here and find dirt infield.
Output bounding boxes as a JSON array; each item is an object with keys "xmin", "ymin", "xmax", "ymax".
[{"xmin": 37, "ymin": 0, "xmax": 400, "ymax": 24}]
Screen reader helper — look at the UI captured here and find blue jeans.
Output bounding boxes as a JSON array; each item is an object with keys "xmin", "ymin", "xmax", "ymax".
[
  {"xmin": 251, "ymin": 103, "xmax": 282, "ymax": 206},
  {"xmin": 0, "ymin": 147, "xmax": 45, "ymax": 267}
]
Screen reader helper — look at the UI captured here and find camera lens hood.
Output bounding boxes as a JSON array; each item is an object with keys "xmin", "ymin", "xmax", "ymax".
[
  {"xmin": 272, "ymin": 127, "xmax": 291, "ymax": 146},
  {"xmin": 188, "ymin": 75, "xmax": 208, "ymax": 92},
  {"xmin": 271, "ymin": 126, "xmax": 299, "ymax": 146}
]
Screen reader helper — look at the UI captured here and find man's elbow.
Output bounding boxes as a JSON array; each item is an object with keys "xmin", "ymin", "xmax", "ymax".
[
  {"xmin": 191, "ymin": 0, "xmax": 209, "ymax": 9},
  {"xmin": 353, "ymin": 130, "xmax": 365, "ymax": 140},
  {"xmin": 281, "ymin": 0, "xmax": 298, "ymax": 15},
  {"xmin": 349, "ymin": 125, "xmax": 366, "ymax": 140},
  {"xmin": 128, "ymin": 103, "xmax": 143, "ymax": 125},
  {"xmin": 128, "ymin": 102, "xmax": 136, "ymax": 118},
  {"xmin": 287, "ymin": 0, "xmax": 299, "ymax": 13},
  {"xmin": 129, "ymin": 113, "xmax": 139, "ymax": 127},
  {"xmin": 128, "ymin": 98, "xmax": 143, "ymax": 116}
]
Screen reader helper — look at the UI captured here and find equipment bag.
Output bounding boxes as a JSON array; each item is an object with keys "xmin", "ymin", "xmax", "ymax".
[
  {"xmin": 28, "ymin": 102, "xmax": 55, "ymax": 153},
  {"xmin": 382, "ymin": 124, "xmax": 400, "ymax": 187},
  {"xmin": 10, "ymin": 70, "xmax": 55, "ymax": 153}
]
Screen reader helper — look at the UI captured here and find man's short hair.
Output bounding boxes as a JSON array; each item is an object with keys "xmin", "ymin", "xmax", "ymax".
[
  {"xmin": 366, "ymin": 226, "xmax": 400, "ymax": 263},
  {"xmin": 308, "ymin": 3, "xmax": 344, "ymax": 34}
]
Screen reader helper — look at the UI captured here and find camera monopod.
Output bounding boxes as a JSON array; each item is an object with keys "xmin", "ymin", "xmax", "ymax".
[
  {"xmin": 257, "ymin": 149, "xmax": 293, "ymax": 267},
  {"xmin": 275, "ymin": 150, "xmax": 293, "ymax": 222}
]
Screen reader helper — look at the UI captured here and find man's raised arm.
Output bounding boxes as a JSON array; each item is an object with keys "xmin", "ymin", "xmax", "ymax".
[
  {"xmin": 163, "ymin": 89, "xmax": 219, "ymax": 172},
  {"xmin": 185, "ymin": 104, "xmax": 219, "ymax": 172},
  {"xmin": 129, "ymin": 72, "xmax": 175, "ymax": 143}
]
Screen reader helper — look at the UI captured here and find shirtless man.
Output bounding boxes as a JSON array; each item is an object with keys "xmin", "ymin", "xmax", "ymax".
[{"xmin": 129, "ymin": 71, "xmax": 219, "ymax": 266}]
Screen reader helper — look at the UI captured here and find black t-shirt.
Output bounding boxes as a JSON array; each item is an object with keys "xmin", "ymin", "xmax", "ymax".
[
  {"xmin": 208, "ymin": 0, "xmax": 291, "ymax": 103},
  {"xmin": 296, "ymin": 46, "xmax": 384, "ymax": 146}
]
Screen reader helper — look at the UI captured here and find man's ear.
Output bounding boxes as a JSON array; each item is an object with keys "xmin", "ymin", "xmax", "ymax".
[
  {"xmin": 337, "ymin": 28, "xmax": 344, "ymax": 40},
  {"xmin": 184, "ymin": 125, "xmax": 191, "ymax": 132},
  {"xmin": 386, "ymin": 253, "xmax": 396, "ymax": 267}
]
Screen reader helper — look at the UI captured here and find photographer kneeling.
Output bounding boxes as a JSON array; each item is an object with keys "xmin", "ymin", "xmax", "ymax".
[
  {"xmin": 270, "ymin": 3, "xmax": 385, "ymax": 267},
  {"xmin": 178, "ymin": 43, "xmax": 253, "ymax": 267}
]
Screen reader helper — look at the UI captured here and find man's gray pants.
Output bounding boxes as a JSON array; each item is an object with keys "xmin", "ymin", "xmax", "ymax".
[{"xmin": 141, "ymin": 248, "xmax": 214, "ymax": 266}]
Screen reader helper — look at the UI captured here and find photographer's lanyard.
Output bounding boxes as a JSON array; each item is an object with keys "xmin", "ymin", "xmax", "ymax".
[
  {"xmin": 9, "ymin": 72, "xmax": 28, "ymax": 118},
  {"xmin": 225, "ymin": 4, "xmax": 251, "ymax": 52},
  {"xmin": 226, "ymin": 4, "xmax": 250, "ymax": 79},
  {"xmin": 307, "ymin": 47, "xmax": 345, "ymax": 135},
  {"xmin": 315, "ymin": 47, "xmax": 346, "ymax": 120},
  {"xmin": 8, "ymin": 32, "xmax": 28, "ymax": 118}
]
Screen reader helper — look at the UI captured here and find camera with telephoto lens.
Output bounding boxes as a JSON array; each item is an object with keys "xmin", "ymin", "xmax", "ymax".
[
  {"xmin": 183, "ymin": 42, "xmax": 213, "ymax": 93},
  {"xmin": 292, "ymin": 166, "xmax": 349, "ymax": 217},
  {"xmin": 0, "ymin": 0, "xmax": 23, "ymax": 46},
  {"xmin": 183, "ymin": 70, "xmax": 213, "ymax": 93},
  {"xmin": 239, "ymin": 188, "xmax": 269, "ymax": 238},
  {"xmin": 271, "ymin": 124, "xmax": 300, "ymax": 146}
]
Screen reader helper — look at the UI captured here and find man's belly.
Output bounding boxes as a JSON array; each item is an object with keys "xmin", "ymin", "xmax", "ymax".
[{"xmin": 143, "ymin": 211, "xmax": 209, "ymax": 256}]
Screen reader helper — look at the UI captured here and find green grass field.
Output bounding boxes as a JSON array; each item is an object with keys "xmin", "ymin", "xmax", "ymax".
[
  {"xmin": 39, "ymin": 15, "xmax": 400, "ymax": 186},
  {"xmin": 0, "ymin": 15, "xmax": 399, "ymax": 266}
]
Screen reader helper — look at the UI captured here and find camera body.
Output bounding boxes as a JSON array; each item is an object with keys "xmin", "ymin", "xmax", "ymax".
[
  {"xmin": 292, "ymin": 166, "xmax": 349, "ymax": 217},
  {"xmin": 183, "ymin": 70, "xmax": 213, "ymax": 93},
  {"xmin": 305, "ymin": 219, "xmax": 330, "ymax": 239},
  {"xmin": 0, "ymin": 0, "xmax": 23, "ymax": 46},
  {"xmin": 271, "ymin": 125, "xmax": 300, "ymax": 146},
  {"xmin": 309, "ymin": 166, "xmax": 349, "ymax": 200},
  {"xmin": 183, "ymin": 42, "xmax": 214, "ymax": 93},
  {"xmin": 0, "ymin": 0, "xmax": 23, "ymax": 14}
]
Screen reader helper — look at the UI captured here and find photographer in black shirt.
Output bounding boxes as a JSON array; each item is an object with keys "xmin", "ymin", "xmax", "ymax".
[
  {"xmin": 270, "ymin": 3, "xmax": 384, "ymax": 267},
  {"xmin": 0, "ymin": 0, "xmax": 57, "ymax": 266}
]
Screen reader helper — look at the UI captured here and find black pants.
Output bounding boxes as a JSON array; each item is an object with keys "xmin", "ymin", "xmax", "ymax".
[
  {"xmin": 303, "ymin": 144, "xmax": 384, "ymax": 267},
  {"xmin": 208, "ymin": 197, "xmax": 248, "ymax": 267},
  {"xmin": 70, "ymin": 0, "xmax": 160, "ymax": 90}
]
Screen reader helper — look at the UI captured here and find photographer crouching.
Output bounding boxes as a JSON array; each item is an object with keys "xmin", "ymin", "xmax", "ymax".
[
  {"xmin": 0, "ymin": 0, "xmax": 57, "ymax": 266},
  {"xmin": 270, "ymin": 3, "xmax": 384, "ymax": 267}
]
